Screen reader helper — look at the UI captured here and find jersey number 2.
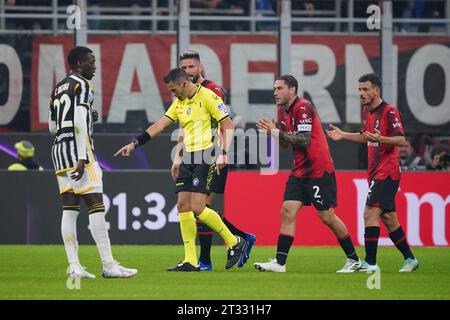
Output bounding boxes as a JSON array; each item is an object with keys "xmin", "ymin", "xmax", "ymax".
[
  {"xmin": 313, "ymin": 186, "xmax": 321, "ymax": 199},
  {"xmin": 53, "ymin": 94, "xmax": 72, "ymax": 130}
]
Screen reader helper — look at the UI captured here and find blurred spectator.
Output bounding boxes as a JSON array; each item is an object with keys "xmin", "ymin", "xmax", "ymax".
[
  {"xmin": 220, "ymin": 0, "xmax": 249, "ymax": 30},
  {"xmin": 190, "ymin": 0, "xmax": 221, "ymax": 30},
  {"xmin": 292, "ymin": 1, "xmax": 315, "ymax": 31},
  {"xmin": 255, "ymin": 0, "xmax": 276, "ymax": 31},
  {"xmin": 399, "ymin": 138, "xmax": 425, "ymax": 171},
  {"xmin": 191, "ymin": 0, "xmax": 221, "ymax": 9},
  {"xmin": 87, "ymin": 0, "xmax": 153, "ymax": 31},
  {"xmin": 190, "ymin": 0, "xmax": 248, "ymax": 31},
  {"xmin": 416, "ymin": 135, "xmax": 441, "ymax": 167},
  {"xmin": 426, "ymin": 143, "xmax": 450, "ymax": 171},
  {"xmin": 5, "ymin": 0, "xmax": 52, "ymax": 30},
  {"xmin": 397, "ymin": 0, "xmax": 427, "ymax": 32},
  {"xmin": 222, "ymin": 0, "xmax": 249, "ymax": 15},
  {"xmin": 8, "ymin": 140, "xmax": 43, "ymax": 171},
  {"xmin": 256, "ymin": 0, "xmax": 276, "ymax": 12},
  {"xmin": 396, "ymin": 0, "xmax": 445, "ymax": 33},
  {"xmin": 418, "ymin": 0, "xmax": 445, "ymax": 32},
  {"xmin": 292, "ymin": 0, "xmax": 338, "ymax": 32}
]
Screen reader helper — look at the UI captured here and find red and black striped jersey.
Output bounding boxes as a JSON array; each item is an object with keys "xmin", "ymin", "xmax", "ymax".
[
  {"xmin": 201, "ymin": 79, "xmax": 226, "ymax": 103},
  {"xmin": 361, "ymin": 101, "xmax": 404, "ymax": 181},
  {"xmin": 278, "ymin": 97, "xmax": 335, "ymax": 178}
]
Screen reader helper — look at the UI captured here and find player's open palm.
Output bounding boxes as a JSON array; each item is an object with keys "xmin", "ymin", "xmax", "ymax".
[
  {"xmin": 114, "ymin": 143, "xmax": 135, "ymax": 157},
  {"xmin": 326, "ymin": 124, "xmax": 344, "ymax": 141},
  {"xmin": 215, "ymin": 153, "xmax": 227, "ymax": 175},
  {"xmin": 256, "ymin": 118, "xmax": 276, "ymax": 134}
]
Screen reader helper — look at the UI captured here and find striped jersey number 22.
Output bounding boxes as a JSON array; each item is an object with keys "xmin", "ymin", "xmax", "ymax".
[{"xmin": 53, "ymin": 93, "xmax": 72, "ymax": 130}]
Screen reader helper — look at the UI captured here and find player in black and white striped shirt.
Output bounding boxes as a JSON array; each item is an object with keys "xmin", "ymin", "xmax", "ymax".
[
  {"xmin": 48, "ymin": 46, "xmax": 137, "ymax": 279},
  {"xmin": 49, "ymin": 71, "xmax": 96, "ymax": 173}
]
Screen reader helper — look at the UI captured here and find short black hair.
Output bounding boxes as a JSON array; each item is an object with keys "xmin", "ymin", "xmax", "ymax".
[
  {"xmin": 275, "ymin": 75, "xmax": 298, "ymax": 94},
  {"xmin": 180, "ymin": 50, "xmax": 200, "ymax": 62},
  {"xmin": 67, "ymin": 46, "xmax": 93, "ymax": 67},
  {"xmin": 359, "ymin": 73, "xmax": 382, "ymax": 88},
  {"xmin": 163, "ymin": 68, "xmax": 190, "ymax": 84}
]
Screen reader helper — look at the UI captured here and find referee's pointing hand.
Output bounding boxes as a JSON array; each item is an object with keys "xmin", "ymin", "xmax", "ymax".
[{"xmin": 114, "ymin": 143, "xmax": 135, "ymax": 157}]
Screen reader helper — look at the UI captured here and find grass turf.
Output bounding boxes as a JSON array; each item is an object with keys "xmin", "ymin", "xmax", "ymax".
[{"xmin": 0, "ymin": 245, "xmax": 449, "ymax": 300}]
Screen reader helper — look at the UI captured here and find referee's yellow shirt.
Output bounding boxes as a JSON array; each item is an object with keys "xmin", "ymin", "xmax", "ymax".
[{"xmin": 164, "ymin": 84, "xmax": 229, "ymax": 153}]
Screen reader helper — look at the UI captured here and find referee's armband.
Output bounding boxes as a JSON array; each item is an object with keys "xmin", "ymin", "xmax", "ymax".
[{"xmin": 132, "ymin": 131, "xmax": 152, "ymax": 147}]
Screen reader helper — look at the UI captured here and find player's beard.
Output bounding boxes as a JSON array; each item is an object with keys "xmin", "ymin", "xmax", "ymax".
[
  {"xmin": 277, "ymin": 95, "xmax": 289, "ymax": 106},
  {"xmin": 361, "ymin": 96, "xmax": 371, "ymax": 106},
  {"xmin": 192, "ymin": 74, "xmax": 200, "ymax": 83}
]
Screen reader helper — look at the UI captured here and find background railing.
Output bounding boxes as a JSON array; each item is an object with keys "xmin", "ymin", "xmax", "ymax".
[{"xmin": 1, "ymin": 0, "xmax": 449, "ymax": 35}]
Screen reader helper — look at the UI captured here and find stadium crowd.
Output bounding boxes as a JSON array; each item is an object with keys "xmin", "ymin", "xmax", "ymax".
[{"xmin": 3, "ymin": 0, "xmax": 448, "ymax": 32}]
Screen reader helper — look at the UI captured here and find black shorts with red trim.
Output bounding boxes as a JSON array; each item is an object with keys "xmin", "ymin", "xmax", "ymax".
[
  {"xmin": 283, "ymin": 172, "xmax": 337, "ymax": 211},
  {"xmin": 366, "ymin": 178, "xmax": 399, "ymax": 213}
]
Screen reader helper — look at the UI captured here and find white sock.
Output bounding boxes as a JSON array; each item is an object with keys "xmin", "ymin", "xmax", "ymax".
[
  {"xmin": 61, "ymin": 210, "xmax": 80, "ymax": 265},
  {"xmin": 88, "ymin": 211, "xmax": 114, "ymax": 266}
]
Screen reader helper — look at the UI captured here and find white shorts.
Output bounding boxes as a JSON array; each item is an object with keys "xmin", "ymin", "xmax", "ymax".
[{"xmin": 57, "ymin": 161, "xmax": 103, "ymax": 195}]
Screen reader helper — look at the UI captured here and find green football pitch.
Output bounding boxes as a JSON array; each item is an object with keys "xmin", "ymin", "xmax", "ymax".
[{"xmin": 0, "ymin": 245, "xmax": 449, "ymax": 300}]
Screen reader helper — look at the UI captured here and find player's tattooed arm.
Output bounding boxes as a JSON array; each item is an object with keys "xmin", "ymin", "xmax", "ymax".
[
  {"xmin": 279, "ymin": 131, "xmax": 311, "ymax": 148},
  {"xmin": 256, "ymin": 118, "xmax": 310, "ymax": 148}
]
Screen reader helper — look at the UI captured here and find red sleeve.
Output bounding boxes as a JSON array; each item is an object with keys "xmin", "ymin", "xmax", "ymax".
[{"xmin": 386, "ymin": 107, "xmax": 404, "ymax": 136}]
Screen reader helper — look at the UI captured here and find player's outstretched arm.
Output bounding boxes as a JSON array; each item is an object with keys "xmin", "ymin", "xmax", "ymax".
[
  {"xmin": 114, "ymin": 116, "xmax": 173, "ymax": 157},
  {"xmin": 363, "ymin": 128, "xmax": 405, "ymax": 146},
  {"xmin": 256, "ymin": 118, "xmax": 309, "ymax": 148},
  {"xmin": 326, "ymin": 124, "xmax": 366, "ymax": 143},
  {"xmin": 279, "ymin": 131, "xmax": 311, "ymax": 148}
]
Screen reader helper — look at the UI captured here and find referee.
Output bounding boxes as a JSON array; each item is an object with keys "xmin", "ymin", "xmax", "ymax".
[{"xmin": 115, "ymin": 68, "xmax": 247, "ymax": 271}]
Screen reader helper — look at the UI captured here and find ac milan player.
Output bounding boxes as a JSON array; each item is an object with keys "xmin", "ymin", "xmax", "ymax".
[
  {"xmin": 254, "ymin": 75, "xmax": 361, "ymax": 273},
  {"xmin": 327, "ymin": 73, "xmax": 419, "ymax": 273}
]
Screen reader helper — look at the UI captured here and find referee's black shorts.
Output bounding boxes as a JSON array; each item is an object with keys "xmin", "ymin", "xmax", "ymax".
[
  {"xmin": 283, "ymin": 172, "xmax": 337, "ymax": 211},
  {"xmin": 207, "ymin": 163, "xmax": 228, "ymax": 195},
  {"xmin": 175, "ymin": 148, "xmax": 215, "ymax": 195},
  {"xmin": 366, "ymin": 178, "xmax": 400, "ymax": 213}
]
